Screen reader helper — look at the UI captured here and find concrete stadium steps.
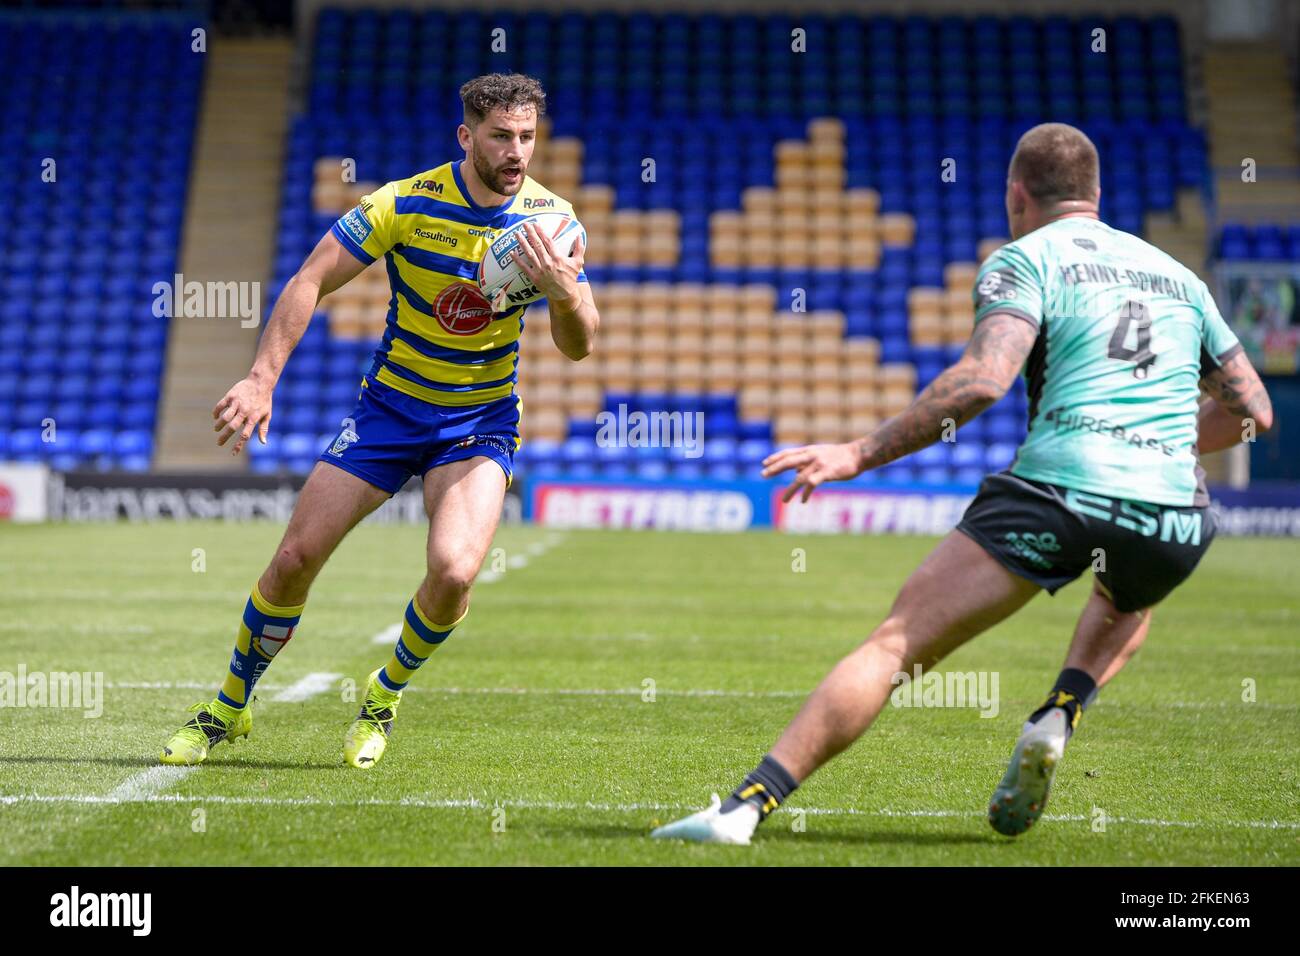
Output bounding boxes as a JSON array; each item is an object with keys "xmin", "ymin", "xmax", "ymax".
[
  {"xmin": 1144, "ymin": 188, "xmax": 1210, "ymax": 283},
  {"xmin": 155, "ymin": 37, "xmax": 294, "ymax": 471},
  {"xmin": 1204, "ymin": 43, "xmax": 1300, "ymax": 215},
  {"xmin": 1205, "ymin": 44, "xmax": 1298, "ymax": 168}
]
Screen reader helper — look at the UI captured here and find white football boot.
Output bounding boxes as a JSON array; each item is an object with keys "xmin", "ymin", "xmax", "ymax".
[
  {"xmin": 650, "ymin": 793, "xmax": 761, "ymax": 845},
  {"xmin": 988, "ymin": 706, "xmax": 1070, "ymax": 836}
]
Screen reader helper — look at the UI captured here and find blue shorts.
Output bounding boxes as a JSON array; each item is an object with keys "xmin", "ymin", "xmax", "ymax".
[{"xmin": 317, "ymin": 376, "xmax": 521, "ymax": 494}]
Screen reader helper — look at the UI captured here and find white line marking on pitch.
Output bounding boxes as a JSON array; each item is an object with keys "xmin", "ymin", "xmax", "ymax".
[
  {"xmin": 1, "ymin": 791, "xmax": 1296, "ymax": 832},
  {"xmin": 476, "ymin": 532, "xmax": 566, "ymax": 584},
  {"xmin": 270, "ymin": 672, "xmax": 342, "ymax": 702},
  {"xmin": 104, "ymin": 766, "xmax": 196, "ymax": 801},
  {"xmin": 100, "ymin": 681, "xmax": 1300, "ymax": 710},
  {"xmin": 369, "ymin": 623, "xmax": 403, "ymax": 646},
  {"xmin": 370, "ymin": 533, "xmax": 567, "ymax": 639}
]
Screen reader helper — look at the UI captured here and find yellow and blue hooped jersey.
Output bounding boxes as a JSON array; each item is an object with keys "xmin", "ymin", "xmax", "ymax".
[{"xmin": 330, "ymin": 160, "xmax": 585, "ymax": 407}]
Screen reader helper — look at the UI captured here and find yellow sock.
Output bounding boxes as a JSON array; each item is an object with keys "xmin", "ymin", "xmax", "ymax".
[
  {"xmin": 377, "ymin": 596, "xmax": 465, "ymax": 691},
  {"xmin": 217, "ymin": 584, "xmax": 305, "ymax": 708}
]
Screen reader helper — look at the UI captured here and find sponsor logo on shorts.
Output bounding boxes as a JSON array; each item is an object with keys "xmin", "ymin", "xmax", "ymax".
[
  {"xmin": 1063, "ymin": 490, "xmax": 1204, "ymax": 546},
  {"xmin": 1004, "ymin": 530, "xmax": 1060, "ymax": 569},
  {"xmin": 329, "ymin": 425, "xmax": 359, "ymax": 457},
  {"xmin": 452, "ymin": 434, "xmax": 514, "ymax": 458},
  {"xmin": 338, "ymin": 206, "xmax": 373, "ymax": 246}
]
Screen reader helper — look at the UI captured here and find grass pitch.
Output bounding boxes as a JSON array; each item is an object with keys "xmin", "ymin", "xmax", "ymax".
[{"xmin": 0, "ymin": 520, "xmax": 1296, "ymax": 866}]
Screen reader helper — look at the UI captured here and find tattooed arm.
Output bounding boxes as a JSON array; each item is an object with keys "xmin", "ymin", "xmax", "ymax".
[
  {"xmin": 763, "ymin": 312, "xmax": 1038, "ymax": 502},
  {"xmin": 853, "ymin": 312, "xmax": 1037, "ymax": 472},
  {"xmin": 1197, "ymin": 350, "xmax": 1274, "ymax": 454}
]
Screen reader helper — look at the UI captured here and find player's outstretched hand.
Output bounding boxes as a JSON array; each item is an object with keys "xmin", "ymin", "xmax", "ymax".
[
  {"xmin": 762, "ymin": 442, "xmax": 862, "ymax": 503},
  {"xmin": 213, "ymin": 377, "xmax": 273, "ymax": 456}
]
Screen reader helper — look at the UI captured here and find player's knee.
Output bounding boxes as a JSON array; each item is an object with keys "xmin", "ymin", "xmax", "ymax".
[
  {"xmin": 428, "ymin": 555, "xmax": 478, "ymax": 597},
  {"xmin": 865, "ymin": 614, "xmax": 949, "ymax": 674},
  {"xmin": 270, "ymin": 540, "xmax": 320, "ymax": 587}
]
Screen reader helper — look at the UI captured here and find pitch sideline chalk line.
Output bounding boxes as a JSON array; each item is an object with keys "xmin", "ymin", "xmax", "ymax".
[
  {"xmin": 270, "ymin": 672, "xmax": 343, "ymax": 703},
  {"xmin": 1, "ymin": 791, "xmax": 1296, "ymax": 832},
  {"xmin": 104, "ymin": 765, "xmax": 196, "ymax": 802},
  {"xmin": 99, "ymin": 680, "xmax": 1298, "ymax": 710}
]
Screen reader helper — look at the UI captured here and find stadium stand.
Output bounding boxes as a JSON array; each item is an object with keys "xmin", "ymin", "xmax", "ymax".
[
  {"xmin": 246, "ymin": 8, "xmax": 1199, "ymax": 485},
  {"xmin": 1218, "ymin": 223, "xmax": 1300, "ymax": 260},
  {"xmin": 0, "ymin": 8, "xmax": 1210, "ymax": 484},
  {"xmin": 0, "ymin": 11, "xmax": 202, "ymax": 472}
]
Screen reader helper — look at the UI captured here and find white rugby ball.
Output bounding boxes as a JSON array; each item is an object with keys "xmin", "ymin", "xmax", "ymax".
[{"xmin": 478, "ymin": 212, "xmax": 586, "ymax": 311}]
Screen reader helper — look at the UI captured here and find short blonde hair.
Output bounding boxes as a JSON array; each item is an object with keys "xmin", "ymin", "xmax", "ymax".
[{"xmin": 1010, "ymin": 123, "xmax": 1100, "ymax": 203}]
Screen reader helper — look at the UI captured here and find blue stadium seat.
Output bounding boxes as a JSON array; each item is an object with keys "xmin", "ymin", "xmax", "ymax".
[{"xmin": 285, "ymin": 9, "xmax": 1203, "ymax": 485}]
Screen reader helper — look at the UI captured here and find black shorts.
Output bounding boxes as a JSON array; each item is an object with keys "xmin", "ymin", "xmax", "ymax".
[{"xmin": 956, "ymin": 471, "xmax": 1216, "ymax": 613}]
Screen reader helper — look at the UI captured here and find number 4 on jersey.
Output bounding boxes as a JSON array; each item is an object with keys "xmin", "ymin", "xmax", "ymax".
[{"xmin": 1107, "ymin": 299, "xmax": 1157, "ymax": 379}]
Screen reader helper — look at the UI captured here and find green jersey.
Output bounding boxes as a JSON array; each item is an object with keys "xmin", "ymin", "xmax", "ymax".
[{"xmin": 972, "ymin": 216, "xmax": 1242, "ymax": 507}]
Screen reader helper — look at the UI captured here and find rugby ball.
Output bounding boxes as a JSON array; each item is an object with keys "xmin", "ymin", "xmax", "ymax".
[{"xmin": 477, "ymin": 212, "xmax": 586, "ymax": 312}]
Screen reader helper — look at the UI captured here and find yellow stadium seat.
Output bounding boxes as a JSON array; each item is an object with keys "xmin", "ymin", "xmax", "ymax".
[
  {"xmin": 844, "ymin": 337, "xmax": 881, "ymax": 366},
  {"xmin": 670, "ymin": 359, "xmax": 706, "ymax": 392},
  {"xmin": 633, "ymin": 362, "xmax": 670, "ymax": 392},
  {"xmin": 575, "ymin": 184, "xmax": 615, "ymax": 215},
  {"xmin": 807, "ymin": 116, "xmax": 845, "ymax": 142},
  {"xmin": 944, "ymin": 262, "xmax": 979, "ymax": 292},
  {"xmin": 600, "ymin": 358, "xmax": 635, "ymax": 391},
  {"xmin": 739, "ymin": 390, "xmax": 774, "ymax": 419},
  {"xmin": 774, "ymin": 414, "xmax": 812, "ymax": 446},
  {"xmin": 741, "ymin": 284, "xmax": 777, "ymax": 311},
  {"xmin": 637, "ymin": 282, "xmax": 672, "ymax": 312},
  {"xmin": 844, "ymin": 187, "xmax": 881, "ymax": 217},
  {"xmin": 671, "ymin": 330, "xmax": 706, "ymax": 357},
  {"xmin": 524, "ymin": 408, "xmax": 568, "ymax": 442},
  {"xmin": 774, "ymin": 139, "xmax": 809, "ymax": 164},
  {"xmin": 671, "ymin": 282, "xmax": 708, "ymax": 311},
  {"xmin": 547, "ymin": 137, "xmax": 583, "ymax": 163},
  {"xmin": 880, "ymin": 363, "xmax": 917, "ymax": 390},
  {"xmin": 845, "ymin": 235, "xmax": 881, "ymax": 269},
  {"xmin": 741, "ymin": 187, "xmax": 778, "ymax": 215},
  {"xmin": 879, "ymin": 213, "xmax": 916, "ymax": 247}
]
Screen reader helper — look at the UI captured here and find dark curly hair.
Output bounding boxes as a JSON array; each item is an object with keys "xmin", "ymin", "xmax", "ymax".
[{"xmin": 459, "ymin": 73, "xmax": 547, "ymax": 128}]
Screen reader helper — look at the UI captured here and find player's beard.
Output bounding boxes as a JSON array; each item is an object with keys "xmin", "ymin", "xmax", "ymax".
[{"xmin": 472, "ymin": 144, "xmax": 524, "ymax": 197}]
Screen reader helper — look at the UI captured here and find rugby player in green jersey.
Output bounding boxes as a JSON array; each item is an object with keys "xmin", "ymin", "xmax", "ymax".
[{"xmin": 654, "ymin": 123, "xmax": 1273, "ymax": 844}]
